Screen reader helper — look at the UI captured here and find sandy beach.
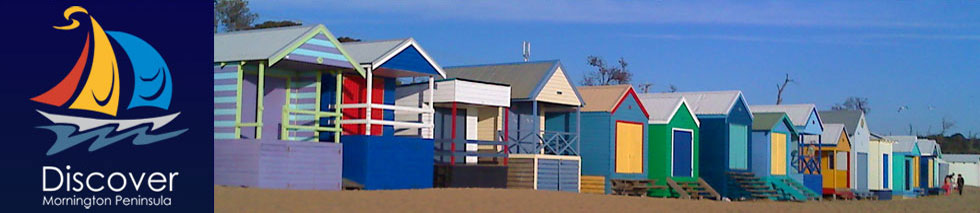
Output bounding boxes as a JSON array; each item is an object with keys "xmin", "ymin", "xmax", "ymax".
[{"xmin": 215, "ymin": 186, "xmax": 979, "ymax": 212}]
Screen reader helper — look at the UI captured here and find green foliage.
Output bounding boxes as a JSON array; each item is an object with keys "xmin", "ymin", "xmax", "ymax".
[
  {"xmin": 927, "ymin": 133, "xmax": 980, "ymax": 154},
  {"xmin": 337, "ymin": 37, "xmax": 362, "ymax": 42},
  {"xmin": 215, "ymin": 0, "xmax": 258, "ymax": 32},
  {"xmin": 249, "ymin": 20, "xmax": 302, "ymax": 30}
]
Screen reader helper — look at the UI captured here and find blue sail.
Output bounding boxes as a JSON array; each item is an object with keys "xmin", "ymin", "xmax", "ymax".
[{"xmin": 106, "ymin": 31, "xmax": 172, "ymax": 110}]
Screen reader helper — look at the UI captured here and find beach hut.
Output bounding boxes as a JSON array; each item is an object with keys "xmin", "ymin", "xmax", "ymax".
[
  {"xmin": 751, "ymin": 104, "xmax": 825, "ymax": 195},
  {"xmin": 639, "ymin": 95, "xmax": 718, "ymax": 199},
  {"xmin": 446, "ymin": 60, "xmax": 584, "ymax": 192},
  {"xmin": 213, "ymin": 25, "xmax": 365, "ymax": 190},
  {"xmin": 328, "ymin": 38, "xmax": 446, "ymax": 190},
  {"xmin": 814, "ymin": 124, "xmax": 852, "ymax": 198},
  {"xmin": 749, "ymin": 112, "xmax": 817, "ymax": 201},
  {"xmin": 868, "ymin": 133, "xmax": 895, "ymax": 200},
  {"xmin": 576, "ymin": 85, "xmax": 650, "ymax": 195},
  {"xmin": 394, "ymin": 78, "xmax": 511, "ymax": 188},
  {"xmin": 819, "ymin": 110, "xmax": 870, "ymax": 196},
  {"xmin": 944, "ymin": 154, "xmax": 980, "ymax": 187},
  {"xmin": 916, "ymin": 139, "xmax": 942, "ymax": 194},
  {"xmin": 638, "ymin": 91, "xmax": 752, "ymax": 200},
  {"xmin": 886, "ymin": 136, "xmax": 922, "ymax": 198}
]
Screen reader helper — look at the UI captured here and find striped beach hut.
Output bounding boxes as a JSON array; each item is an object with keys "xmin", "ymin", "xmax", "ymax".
[
  {"xmin": 446, "ymin": 60, "xmax": 584, "ymax": 192},
  {"xmin": 816, "ymin": 124, "xmax": 852, "ymax": 198},
  {"xmin": 394, "ymin": 78, "xmax": 512, "ymax": 188},
  {"xmin": 638, "ymin": 91, "xmax": 752, "ymax": 200},
  {"xmin": 576, "ymin": 85, "xmax": 650, "ymax": 195},
  {"xmin": 819, "ymin": 110, "xmax": 870, "ymax": 196},
  {"xmin": 751, "ymin": 104, "xmax": 824, "ymax": 195},
  {"xmin": 886, "ymin": 136, "xmax": 922, "ymax": 198},
  {"xmin": 213, "ymin": 25, "xmax": 365, "ymax": 190},
  {"xmin": 330, "ymin": 38, "xmax": 446, "ymax": 190},
  {"xmin": 868, "ymin": 133, "xmax": 895, "ymax": 199}
]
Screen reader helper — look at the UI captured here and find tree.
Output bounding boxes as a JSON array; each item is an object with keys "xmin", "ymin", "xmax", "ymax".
[
  {"xmin": 775, "ymin": 74, "xmax": 795, "ymax": 105},
  {"xmin": 337, "ymin": 37, "xmax": 362, "ymax": 42},
  {"xmin": 215, "ymin": 0, "xmax": 258, "ymax": 32},
  {"xmin": 635, "ymin": 82, "xmax": 653, "ymax": 93},
  {"xmin": 668, "ymin": 84, "xmax": 678, "ymax": 93},
  {"xmin": 581, "ymin": 56, "xmax": 631, "ymax": 86},
  {"xmin": 831, "ymin": 97, "xmax": 870, "ymax": 114},
  {"xmin": 249, "ymin": 20, "xmax": 302, "ymax": 30},
  {"xmin": 941, "ymin": 117, "xmax": 956, "ymax": 136}
]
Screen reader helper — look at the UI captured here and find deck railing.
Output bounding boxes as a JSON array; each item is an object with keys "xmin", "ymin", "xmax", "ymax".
[
  {"xmin": 337, "ymin": 103, "xmax": 434, "ymax": 129},
  {"xmin": 434, "ymin": 138, "xmax": 507, "ymax": 165},
  {"xmin": 281, "ymin": 107, "xmax": 342, "ymax": 142},
  {"xmin": 506, "ymin": 130, "xmax": 579, "ymax": 156}
]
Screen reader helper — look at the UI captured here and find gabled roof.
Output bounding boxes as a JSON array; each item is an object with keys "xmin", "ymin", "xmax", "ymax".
[
  {"xmin": 751, "ymin": 112, "xmax": 795, "ymax": 134},
  {"xmin": 944, "ymin": 154, "xmax": 980, "ymax": 163},
  {"xmin": 638, "ymin": 96, "xmax": 700, "ymax": 126},
  {"xmin": 638, "ymin": 90, "xmax": 751, "ymax": 118},
  {"xmin": 444, "ymin": 60, "xmax": 583, "ymax": 105},
  {"xmin": 578, "ymin": 85, "xmax": 649, "ymax": 118},
  {"xmin": 342, "ymin": 38, "xmax": 445, "ymax": 77},
  {"xmin": 869, "ymin": 132, "xmax": 895, "ymax": 143},
  {"xmin": 750, "ymin": 104, "xmax": 821, "ymax": 129},
  {"xmin": 918, "ymin": 139, "xmax": 938, "ymax": 156},
  {"xmin": 817, "ymin": 124, "xmax": 848, "ymax": 145},
  {"xmin": 887, "ymin": 135, "xmax": 920, "ymax": 153},
  {"xmin": 213, "ymin": 25, "xmax": 365, "ymax": 76},
  {"xmin": 818, "ymin": 110, "xmax": 864, "ymax": 136}
]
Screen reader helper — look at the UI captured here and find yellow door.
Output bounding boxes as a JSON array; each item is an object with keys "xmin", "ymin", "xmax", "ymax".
[
  {"xmin": 771, "ymin": 133, "xmax": 786, "ymax": 175},
  {"xmin": 616, "ymin": 122, "xmax": 643, "ymax": 173}
]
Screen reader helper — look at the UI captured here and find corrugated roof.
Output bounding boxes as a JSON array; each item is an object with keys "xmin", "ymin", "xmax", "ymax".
[
  {"xmin": 341, "ymin": 39, "xmax": 407, "ymax": 64},
  {"xmin": 751, "ymin": 112, "xmax": 789, "ymax": 131},
  {"xmin": 750, "ymin": 104, "xmax": 816, "ymax": 127},
  {"xmin": 817, "ymin": 124, "xmax": 847, "ymax": 145},
  {"xmin": 214, "ymin": 25, "xmax": 317, "ymax": 62},
  {"xmin": 818, "ymin": 110, "xmax": 863, "ymax": 136},
  {"xmin": 638, "ymin": 91, "xmax": 746, "ymax": 116},
  {"xmin": 636, "ymin": 96, "xmax": 698, "ymax": 126},
  {"xmin": 918, "ymin": 139, "xmax": 938, "ymax": 156},
  {"xmin": 444, "ymin": 61, "xmax": 558, "ymax": 100},
  {"xmin": 944, "ymin": 154, "xmax": 980, "ymax": 163},
  {"xmin": 578, "ymin": 85, "xmax": 631, "ymax": 112},
  {"xmin": 887, "ymin": 135, "xmax": 919, "ymax": 152}
]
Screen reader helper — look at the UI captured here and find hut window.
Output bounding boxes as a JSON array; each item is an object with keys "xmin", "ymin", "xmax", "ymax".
[{"xmin": 556, "ymin": 90, "xmax": 563, "ymax": 95}]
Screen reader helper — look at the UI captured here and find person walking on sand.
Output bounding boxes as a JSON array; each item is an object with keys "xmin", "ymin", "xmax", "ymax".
[
  {"xmin": 943, "ymin": 175, "xmax": 951, "ymax": 195},
  {"xmin": 957, "ymin": 174, "xmax": 965, "ymax": 195}
]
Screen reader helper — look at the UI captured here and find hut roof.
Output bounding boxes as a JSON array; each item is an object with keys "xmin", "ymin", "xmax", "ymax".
[
  {"xmin": 341, "ymin": 38, "xmax": 445, "ymax": 77},
  {"xmin": 818, "ymin": 110, "xmax": 864, "ymax": 136},
  {"xmin": 445, "ymin": 60, "xmax": 583, "ymax": 104},
  {"xmin": 750, "ymin": 104, "xmax": 819, "ymax": 127},
  {"xmin": 638, "ymin": 90, "xmax": 750, "ymax": 118},
  {"xmin": 944, "ymin": 154, "xmax": 980, "ymax": 163}
]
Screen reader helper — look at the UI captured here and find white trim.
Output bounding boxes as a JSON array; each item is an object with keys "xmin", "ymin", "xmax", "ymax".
[
  {"xmin": 339, "ymin": 119, "xmax": 432, "ymax": 128},
  {"xmin": 648, "ymin": 97, "xmax": 701, "ymax": 127},
  {"xmin": 371, "ymin": 38, "xmax": 446, "ymax": 78},
  {"xmin": 340, "ymin": 103, "xmax": 434, "ymax": 113},
  {"xmin": 509, "ymin": 154, "xmax": 582, "ymax": 161},
  {"xmin": 670, "ymin": 128, "xmax": 695, "ymax": 177}
]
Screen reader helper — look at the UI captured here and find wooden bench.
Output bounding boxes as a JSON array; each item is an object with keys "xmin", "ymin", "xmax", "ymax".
[{"xmin": 610, "ymin": 179, "xmax": 666, "ymax": 196}]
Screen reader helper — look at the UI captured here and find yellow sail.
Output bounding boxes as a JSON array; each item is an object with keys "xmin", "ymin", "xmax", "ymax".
[{"xmin": 68, "ymin": 16, "xmax": 120, "ymax": 116}]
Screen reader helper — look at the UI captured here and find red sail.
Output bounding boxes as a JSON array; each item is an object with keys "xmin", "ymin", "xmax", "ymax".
[{"xmin": 31, "ymin": 32, "xmax": 90, "ymax": 106}]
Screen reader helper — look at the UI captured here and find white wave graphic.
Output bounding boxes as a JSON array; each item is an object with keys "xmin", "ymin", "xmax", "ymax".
[{"xmin": 37, "ymin": 110, "xmax": 179, "ymax": 132}]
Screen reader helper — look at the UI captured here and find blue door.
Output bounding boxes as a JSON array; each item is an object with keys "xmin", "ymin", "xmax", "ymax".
[
  {"xmin": 673, "ymin": 130, "xmax": 693, "ymax": 177},
  {"xmin": 905, "ymin": 158, "xmax": 912, "ymax": 190},
  {"xmin": 883, "ymin": 154, "xmax": 889, "ymax": 189}
]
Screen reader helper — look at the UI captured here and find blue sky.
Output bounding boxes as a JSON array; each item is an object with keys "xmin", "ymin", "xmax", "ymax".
[{"xmin": 249, "ymin": 0, "xmax": 980, "ymax": 136}]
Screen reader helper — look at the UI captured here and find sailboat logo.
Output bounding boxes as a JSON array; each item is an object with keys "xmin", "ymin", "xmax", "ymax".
[{"xmin": 33, "ymin": 6, "xmax": 186, "ymax": 156}]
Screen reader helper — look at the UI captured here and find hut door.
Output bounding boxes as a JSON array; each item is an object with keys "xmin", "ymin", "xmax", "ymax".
[
  {"xmin": 672, "ymin": 129, "xmax": 693, "ymax": 177},
  {"xmin": 883, "ymin": 154, "xmax": 889, "ymax": 189},
  {"xmin": 615, "ymin": 122, "xmax": 642, "ymax": 174},
  {"xmin": 904, "ymin": 158, "xmax": 911, "ymax": 190},
  {"xmin": 770, "ymin": 133, "xmax": 787, "ymax": 175}
]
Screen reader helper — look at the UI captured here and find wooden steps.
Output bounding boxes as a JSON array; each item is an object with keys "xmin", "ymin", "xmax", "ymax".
[
  {"xmin": 727, "ymin": 172, "xmax": 779, "ymax": 200},
  {"xmin": 666, "ymin": 178, "xmax": 720, "ymax": 200}
]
